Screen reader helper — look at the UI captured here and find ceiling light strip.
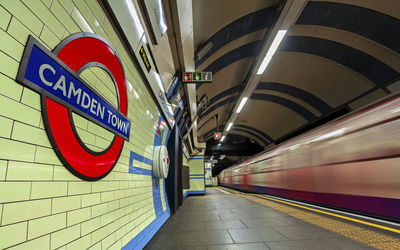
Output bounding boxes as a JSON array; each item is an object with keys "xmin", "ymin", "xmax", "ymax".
[
  {"xmin": 226, "ymin": 122, "xmax": 233, "ymax": 131},
  {"xmin": 236, "ymin": 97, "xmax": 248, "ymax": 113},
  {"xmin": 257, "ymin": 30, "xmax": 287, "ymax": 75}
]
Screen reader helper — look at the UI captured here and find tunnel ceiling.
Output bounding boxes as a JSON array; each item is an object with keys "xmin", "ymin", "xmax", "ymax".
[{"xmin": 186, "ymin": 0, "xmax": 400, "ymax": 171}]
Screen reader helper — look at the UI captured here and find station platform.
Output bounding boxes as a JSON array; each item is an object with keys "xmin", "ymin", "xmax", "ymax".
[{"xmin": 146, "ymin": 187, "xmax": 400, "ymax": 249}]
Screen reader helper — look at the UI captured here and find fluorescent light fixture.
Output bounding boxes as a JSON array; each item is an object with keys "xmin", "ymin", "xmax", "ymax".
[
  {"xmin": 158, "ymin": 0, "xmax": 167, "ymax": 34},
  {"xmin": 153, "ymin": 72, "xmax": 165, "ymax": 92},
  {"xmin": 221, "ymin": 135, "xmax": 226, "ymax": 142},
  {"xmin": 125, "ymin": 0, "xmax": 146, "ymax": 43},
  {"xmin": 236, "ymin": 97, "xmax": 248, "ymax": 113},
  {"xmin": 257, "ymin": 30, "xmax": 287, "ymax": 75},
  {"xmin": 226, "ymin": 122, "xmax": 233, "ymax": 131}
]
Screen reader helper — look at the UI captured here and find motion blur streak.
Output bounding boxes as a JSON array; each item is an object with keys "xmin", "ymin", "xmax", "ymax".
[{"xmin": 219, "ymin": 93, "xmax": 400, "ymax": 222}]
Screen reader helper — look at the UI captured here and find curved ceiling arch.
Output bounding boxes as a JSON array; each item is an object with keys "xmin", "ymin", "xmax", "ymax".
[
  {"xmin": 233, "ymin": 124, "xmax": 274, "ymax": 143},
  {"xmin": 250, "ymin": 93, "xmax": 316, "ymax": 121},
  {"xmin": 198, "ymin": 30, "xmax": 267, "ymax": 72},
  {"xmin": 197, "ymin": 40, "xmax": 262, "ymax": 89},
  {"xmin": 256, "ymin": 82, "xmax": 332, "ymax": 114},
  {"xmin": 200, "ymin": 81, "xmax": 331, "ymax": 119},
  {"xmin": 228, "ymin": 128, "xmax": 268, "ymax": 146},
  {"xmin": 288, "ymin": 25, "xmax": 400, "ymax": 73},
  {"xmin": 198, "ymin": 86, "xmax": 241, "ymax": 116},
  {"xmin": 199, "ymin": 88, "xmax": 319, "ymax": 122},
  {"xmin": 280, "ymin": 36, "xmax": 400, "ymax": 87},
  {"xmin": 199, "ymin": 96, "xmax": 236, "ymax": 121},
  {"xmin": 297, "ymin": 1, "xmax": 400, "ymax": 54},
  {"xmin": 195, "ymin": 6, "xmax": 278, "ymax": 68}
]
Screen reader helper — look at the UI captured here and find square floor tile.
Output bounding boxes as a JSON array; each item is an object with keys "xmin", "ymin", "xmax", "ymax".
[
  {"xmin": 241, "ymin": 217, "xmax": 288, "ymax": 228},
  {"xmin": 208, "ymin": 243, "xmax": 269, "ymax": 250},
  {"xmin": 229, "ymin": 228, "xmax": 288, "ymax": 243},
  {"xmin": 204, "ymin": 220, "xmax": 246, "ymax": 231},
  {"xmin": 182, "ymin": 230, "xmax": 234, "ymax": 246}
]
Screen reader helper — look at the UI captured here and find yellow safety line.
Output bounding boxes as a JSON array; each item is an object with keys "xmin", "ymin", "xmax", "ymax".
[
  {"xmin": 253, "ymin": 194, "xmax": 400, "ymax": 234},
  {"xmin": 216, "ymin": 186, "xmax": 236, "ymax": 194},
  {"xmin": 217, "ymin": 186, "xmax": 400, "ymax": 249},
  {"xmin": 217, "ymin": 186, "xmax": 400, "ymax": 234}
]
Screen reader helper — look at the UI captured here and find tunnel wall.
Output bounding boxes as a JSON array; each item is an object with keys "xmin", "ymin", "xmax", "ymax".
[{"xmin": 0, "ymin": 0, "xmax": 171, "ymax": 249}]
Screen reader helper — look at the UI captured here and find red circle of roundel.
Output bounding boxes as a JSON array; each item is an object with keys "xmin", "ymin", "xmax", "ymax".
[{"xmin": 42, "ymin": 33, "xmax": 128, "ymax": 181}]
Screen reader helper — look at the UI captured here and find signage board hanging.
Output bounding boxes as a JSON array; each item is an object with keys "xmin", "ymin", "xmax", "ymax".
[
  {"xmin": 139, "ymin": 46, "xmax": 151, "ymax": 72},
  {"xmin": 182, "ymin": 72, "xmax": 212, "ymax": 83}
]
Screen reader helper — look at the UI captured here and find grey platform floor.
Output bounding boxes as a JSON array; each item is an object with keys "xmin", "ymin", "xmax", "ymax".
[{"xmin": 145, "ymin": 188, "xmax": 375, "ymax": 250}]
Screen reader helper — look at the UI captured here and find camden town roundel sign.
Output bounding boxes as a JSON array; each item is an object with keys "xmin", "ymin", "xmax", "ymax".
[{"xmin": 17, "ymin": 33, "xmax": 130, "ymax": 181}]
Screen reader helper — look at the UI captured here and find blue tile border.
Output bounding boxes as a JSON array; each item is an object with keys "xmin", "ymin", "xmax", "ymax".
[
  {"xmin": 187, "ymin": 190, "xmax": 205, "ymax": 195},
  {"xmin": 183, "ymin": 190, "xmax": 205, "ymax": 199},
  {"xmin": 129, "ymin": 166, "xmax": 152, "ymax": 175},
  {"xmin": 122, "ymin": 208, "xmax": 170, "ymax": 250},
  {"xmin": 130, "ymin": 151, "xmax": 153, "ymax": 166},
  {"xmin": 124, "ymin": 116, "xmax": 171, "ymax": 249}
]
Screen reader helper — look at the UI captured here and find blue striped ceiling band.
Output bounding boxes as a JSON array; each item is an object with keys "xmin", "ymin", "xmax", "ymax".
[
  {"xmin": 280, "ymin": 36, "xmax": 399, "ymax": 86},
  {"xmin": 256, "ymin": 82, "xmax": 332, "ymax": 114},
  {"xmin": 195, "ymin": 6, "xmax": 277, "ymax": 67},
  {"xmin": 297, "ymin": 1, "xmax": 400, "ymax": 54}
]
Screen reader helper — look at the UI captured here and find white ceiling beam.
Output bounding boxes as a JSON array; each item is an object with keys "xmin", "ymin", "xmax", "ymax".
[{"xmin": 222, "ymin": 0, "xmax": 308, "ymax": 138}]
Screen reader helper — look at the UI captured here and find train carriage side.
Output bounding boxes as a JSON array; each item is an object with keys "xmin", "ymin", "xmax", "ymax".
[{"xmin": 218, "ymin": 94, "xmax": 400, "ymax": 222}]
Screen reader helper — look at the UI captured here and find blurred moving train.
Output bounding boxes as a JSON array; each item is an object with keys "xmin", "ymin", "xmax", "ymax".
[{"xmin": 218, "ymin": 93, "xmax": 400, "ymax": 222}]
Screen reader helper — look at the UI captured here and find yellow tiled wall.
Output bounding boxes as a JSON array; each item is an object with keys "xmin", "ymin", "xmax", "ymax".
[
  {"xmin": 0, "ymin": 0, "xmax": 170, "ymax": 249},
  {"xmin": 187, "ymin": 155, "xmax": 205, "ymax": 194}
]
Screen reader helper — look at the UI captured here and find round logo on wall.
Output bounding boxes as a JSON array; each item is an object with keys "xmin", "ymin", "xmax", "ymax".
[{"xmin": 17, "ymin": 33, "xmax": 131, "ymax": 181}]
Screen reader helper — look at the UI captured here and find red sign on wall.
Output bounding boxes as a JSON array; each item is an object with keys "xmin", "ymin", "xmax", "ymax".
[
  {"xmin": 16, "ymin": 33, "xmax": 129, "ymax": 181},
  {"xmin": 214, "ymin": 132, "xmax": 221, "ymax": 140}
]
